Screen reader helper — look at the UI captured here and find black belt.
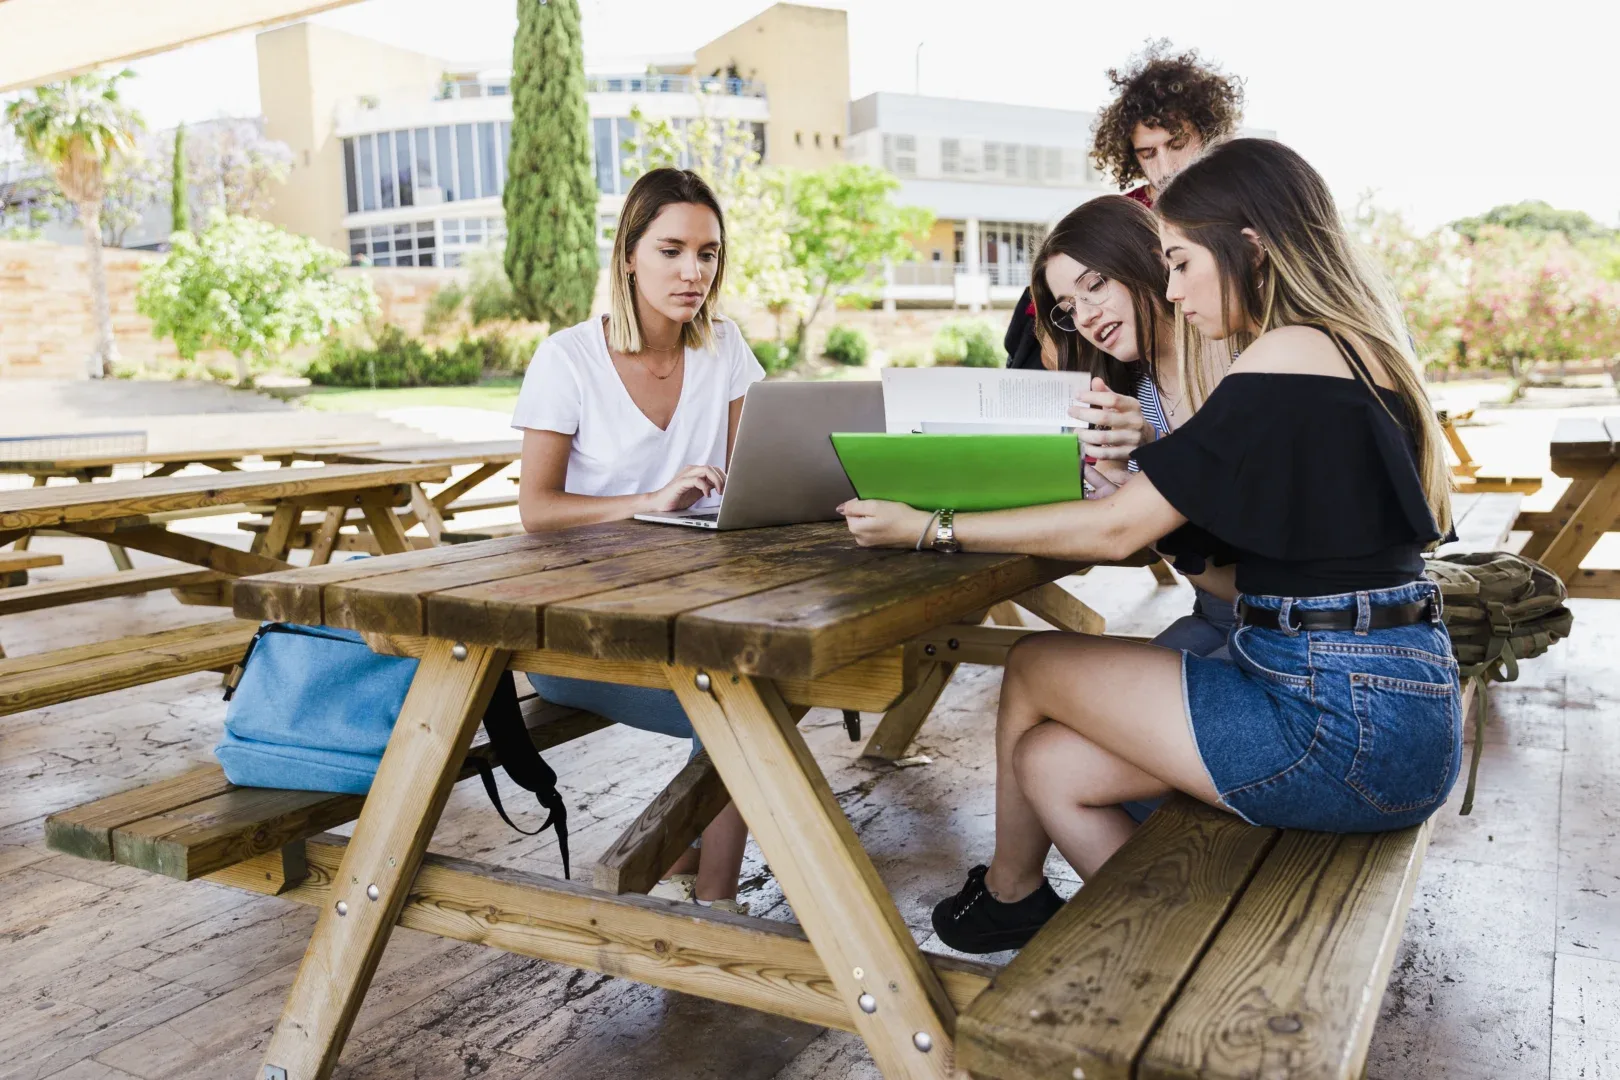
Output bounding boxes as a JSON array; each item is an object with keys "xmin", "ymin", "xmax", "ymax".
[{"xmin": 1237, "ymin": 599, "xmax": 1434, "ymax": 632}]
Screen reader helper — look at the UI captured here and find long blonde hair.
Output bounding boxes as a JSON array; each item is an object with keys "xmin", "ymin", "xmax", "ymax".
[
  {"xmin": 1156, "ymin": 138, "xmax": 1453, "ymax": 535},
  {"xmin": 606, "ymin": 168, "xmax": 727, "ymax": 354}
]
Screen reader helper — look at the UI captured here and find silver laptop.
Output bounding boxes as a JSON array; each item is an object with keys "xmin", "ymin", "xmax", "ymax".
[{"xmin": 634, "ymin": 380, "xmax": 885, "ymax": 530}]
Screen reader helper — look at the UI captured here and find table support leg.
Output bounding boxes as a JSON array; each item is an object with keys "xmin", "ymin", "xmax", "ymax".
[
  {"xmin": 12, "ymin": 476, "xmax": 46, "ymax": 551},
  {"xmin": 258, "ymin": 641, "xmax": 510, "ymax": 1080},
  {"xmin": 408, "ymin": 483, "xmax": 446, "ymax": 544},
  {"xmin": 361, "ymin": 505, "xmax": 413, "ymax": 555},
  {"xmin": 670, "ymin": 666, "xmax": 957, "ymax": 1079},
  {"xmin": 862, "ymin": 661, "xmax": 955, "ymax": 761},
  {"xmin": 308, "ymin": 507, "xmax": 346, "ymax": 566},
  {"xmin": 1538, "ymin": 465, "xmax": 1620, "ymax": 582},
  {"xmin": 1519, "ymin": 477, "xmax": 1595, "ymax": 560}
]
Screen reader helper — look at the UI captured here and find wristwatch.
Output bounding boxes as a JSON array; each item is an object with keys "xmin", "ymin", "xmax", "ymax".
[{"xmin": 931, "ymin": 508, "xmax": 961, "ymax": 553}]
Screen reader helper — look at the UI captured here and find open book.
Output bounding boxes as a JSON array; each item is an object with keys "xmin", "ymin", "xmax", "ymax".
[{"xmin": 880, "ymin": 367, "xmax": 1092, "ymax": 434}]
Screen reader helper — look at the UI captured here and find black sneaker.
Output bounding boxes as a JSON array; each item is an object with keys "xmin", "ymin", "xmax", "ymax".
[{"xmin": 931, "ymin": 865, "xmax": 1065, "ymax": 954}]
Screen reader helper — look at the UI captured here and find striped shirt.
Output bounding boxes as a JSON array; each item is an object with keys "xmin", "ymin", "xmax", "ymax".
[{"xmin": 1126, "ymin": 373, "xmax": 1172, "ymax": 473}]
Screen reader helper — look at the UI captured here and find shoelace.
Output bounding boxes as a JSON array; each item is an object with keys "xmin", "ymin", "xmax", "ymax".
[{"xmin": 949, "ymin": 867, "xmax": 990, "ymax": 922}]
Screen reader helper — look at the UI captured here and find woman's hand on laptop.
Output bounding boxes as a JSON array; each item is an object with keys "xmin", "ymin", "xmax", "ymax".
[
  {"xmin": 645, "ymin": 465, "xmax": 727, "ymax": 513},
  {"xmin": 839, "ymin": 499, "xmax": 930, "ymax": 548},
  {"xmin": 1069, "ymin": 377, "xmax": 1148, "ymax": 461}
]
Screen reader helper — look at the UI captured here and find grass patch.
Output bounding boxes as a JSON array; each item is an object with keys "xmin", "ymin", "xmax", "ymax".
[{"xmin": 303, "ymin": 378, "xmax": 524, "ymax": 413}]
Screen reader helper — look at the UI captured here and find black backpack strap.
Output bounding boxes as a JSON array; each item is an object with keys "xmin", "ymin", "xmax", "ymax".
[{"xmin": 477, "ymin": 674, "xmax": 570, "ymax": 878}]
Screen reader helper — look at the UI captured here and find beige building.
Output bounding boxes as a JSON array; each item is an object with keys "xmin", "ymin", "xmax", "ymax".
[{"xmin": 255, "ymin": 3, "xmax": 848, "ymax": 268}]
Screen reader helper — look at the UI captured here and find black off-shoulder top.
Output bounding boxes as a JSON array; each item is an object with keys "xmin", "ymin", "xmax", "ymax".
[{"xmin": 1130, "ymin": 343, "xmax": 1441, "ymax": 598}]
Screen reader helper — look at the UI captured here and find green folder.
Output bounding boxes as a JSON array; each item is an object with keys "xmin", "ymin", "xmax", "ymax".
[{"xmin": 830, "ymin": 433, "xmax": 1082, "ymax": 512}]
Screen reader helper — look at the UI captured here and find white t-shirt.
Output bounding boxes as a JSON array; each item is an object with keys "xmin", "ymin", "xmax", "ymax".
[{"xmin": 511, "ymin": 315, "xmax": 765, "ymax": 505}]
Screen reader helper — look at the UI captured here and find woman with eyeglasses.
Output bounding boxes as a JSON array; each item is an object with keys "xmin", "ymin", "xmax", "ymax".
[
  {"xmin": 840, "ymin": 140, "xmax": 1458, "ymax": 954},
  {"xmin": 1033, "ymin": 195, "xmax": 1235, "ymax": 662}
]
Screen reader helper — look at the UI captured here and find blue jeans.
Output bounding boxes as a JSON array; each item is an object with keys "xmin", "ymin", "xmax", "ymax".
[
  {"xmin": 1182, "ymin": 580, "xmax": 1462, "ymax": 831},
  {"xmin": 1122, "ymin": 585, "xmax": 1237, "ymax": 823},
  {"xmin": 526, "ymin": 674, "xmax": 702, "ymax": 758}
]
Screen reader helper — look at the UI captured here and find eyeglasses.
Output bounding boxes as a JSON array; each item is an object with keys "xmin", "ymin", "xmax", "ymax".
[{"xmin": 1050, "ymin": 270, "xmax": 1110, "ymax": 332}]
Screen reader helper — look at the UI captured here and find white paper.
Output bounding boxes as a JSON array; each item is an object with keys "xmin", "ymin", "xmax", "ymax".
[{"xmin": 880, "ymin": 367, "xmax": 1092, "ymax": 433}]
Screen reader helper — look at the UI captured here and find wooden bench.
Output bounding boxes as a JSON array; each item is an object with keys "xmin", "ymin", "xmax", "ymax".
[
  {"xmin": 1516, "ymin": 416, "xmax": 1620, "ymax": 598},
  {"xmin": 0, "ymin": 549, "xmax": 63, "ymax": 587},
  {"xmin": 236, "ymin": 491, "xmax": 519, "ymax": 554},
  {"xmin": 955, "ymin": 767, "xmax": 1454, "ymax": 1080},
  {"xmin": 1438, "ymin": 408, "xmax": 1543, "ymax": 495},
  {"xmin": 0, "ymin": 618, "xmax": 259, "ymax": 717},
  {"xmin": 0, "ymin": 565, "xmax": 223, "ymax": 616},
  {"xmin": 45, "ymin": 691, "xmax": 610, "ymax": 892}
]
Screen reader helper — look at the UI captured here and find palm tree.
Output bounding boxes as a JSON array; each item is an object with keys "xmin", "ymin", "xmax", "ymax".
[{"xmin": 6, "ymin": 71, "xmax": 143, "ymax": 378}]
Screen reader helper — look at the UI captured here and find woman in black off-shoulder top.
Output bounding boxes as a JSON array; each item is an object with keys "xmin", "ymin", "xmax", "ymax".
[{"xmin": 839, "ymin": 139, "xmax": 1463, "ymax": 954}]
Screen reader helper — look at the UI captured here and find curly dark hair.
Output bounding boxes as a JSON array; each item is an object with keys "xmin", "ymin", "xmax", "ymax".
[{"xmin": 1090, "ymin": 40, "xmax": 1245, "ymax": 190}]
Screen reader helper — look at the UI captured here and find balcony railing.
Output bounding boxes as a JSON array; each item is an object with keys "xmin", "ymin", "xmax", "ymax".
[
  {"xmin": 585, "ymin": 74, "xmax": 766, "ymax": 98},
  {"xmin": 889, "ymin": 262, "xmax": 1033, "ymax": 288}
]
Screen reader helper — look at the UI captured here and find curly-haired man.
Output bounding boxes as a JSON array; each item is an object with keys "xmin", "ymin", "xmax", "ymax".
[
  {"xmin": 1006, "ymin": 41, "xmax": 1244, "ymax": 368},
  {"xmin": 1091, "ymin": 39, "xmax": 1245, "ymax": 206}
]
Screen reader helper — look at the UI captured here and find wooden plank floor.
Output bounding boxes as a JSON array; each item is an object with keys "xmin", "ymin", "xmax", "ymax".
[{"xmin": 1, "ymin": 537, "xmax": 1616, "ymax": 1079}]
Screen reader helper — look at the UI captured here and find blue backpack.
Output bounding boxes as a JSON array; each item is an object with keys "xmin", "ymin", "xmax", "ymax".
[{"xmin": 217, "ymin": 623, "xmax": 570, "ymax": 875}]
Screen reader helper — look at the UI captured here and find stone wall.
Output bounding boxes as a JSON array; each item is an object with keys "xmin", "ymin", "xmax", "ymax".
[{"xmin": 0, "ymin": 240, "xmax": 464, "ymax": 380}]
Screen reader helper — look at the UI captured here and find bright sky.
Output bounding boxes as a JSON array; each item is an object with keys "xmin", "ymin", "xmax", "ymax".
[{"xmin": 118, "ymin": 0, "xmax": 1620, "ymax": 232}]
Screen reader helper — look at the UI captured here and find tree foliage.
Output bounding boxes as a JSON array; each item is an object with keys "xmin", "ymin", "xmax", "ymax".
[
  {"xmin": 503, "ymin": 0, "xmax": 598, "ymax": 327},
  {"xmin": 783, "ymin": 164, "xmax": 932, "ymax": 347},
  {"xmin": 1357, "ymin": 196, "xmax": 1620, "ymax": 374},
  {"xmin": 170, "ymin": 123, "xmax": 189, "ymax": 233},
  {"xmin": 179, "ymin": 118, "xmax": 292, "ymax": 220},
  {"xmin": 136, "ymin": 213, "xmax": 377, "ymax": 383},
  {"xmin": 1451, "ymin": 199, "xmax": 1614, "ymax": 243},
  {"xmin": 6, "ymin": 69, "xmax": 143, "ymax": 375}
]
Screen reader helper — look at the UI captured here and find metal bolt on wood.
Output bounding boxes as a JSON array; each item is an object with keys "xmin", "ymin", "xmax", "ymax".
[
  {"xmin": 924, "ymin": 644, "xmax": 936, "ymax": 656},
  {"xmin": 694, "ymin": 672, "xmax": 712, "ymax": 693},
  {"xmin": 852, "ymin": 967, "xmax": 864, "ymax": 979},
  {"xmin": 913, "ymin": 1032, "xmax": 933, "ymax": 1053},
  {"xmin": 335, "ymin": 900, "xmax": 348, "ymax": 917},
  {"xmin": 858, "ymin": 993, "xmax": 877, "ymax": 1014},
  {"xmin": 1072, "ymin": 1069, "xmax": 1086, "ymax": 1080},
  {"xmin": 451, "ymin": 642, "xmax": 468, "ymax": 661},
  {"xmin": 948, "ymin": 638, "xmax": 959, "ymax": 649},
  {"xmin": 367, "ymin": 883, "xmax": 380, "ymax": 901}
]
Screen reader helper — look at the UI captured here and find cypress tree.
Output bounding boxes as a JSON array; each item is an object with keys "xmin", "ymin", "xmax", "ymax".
[
  {"xmin": 504, "ymin": 0, "xmax": 598, "ymax": 326},
  {"xmin": 170, "ymin": 123, "xmax": 189, "ymax": 233}
]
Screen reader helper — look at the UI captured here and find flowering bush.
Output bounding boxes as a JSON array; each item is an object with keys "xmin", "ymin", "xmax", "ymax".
[{"xmin": 1355, "ymin": 198, "xmax": 1620, "ymax": 374}]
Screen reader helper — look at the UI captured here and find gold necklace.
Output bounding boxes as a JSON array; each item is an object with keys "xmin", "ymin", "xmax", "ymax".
[{"xmin": 634, "ymin": 341, "xmax": 683, "ymax": 380}]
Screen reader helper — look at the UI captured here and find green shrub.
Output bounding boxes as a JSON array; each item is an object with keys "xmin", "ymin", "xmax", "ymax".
[
  {"xmin": 822, "ymin": 324, "xmax": 870, "ymax": 366},
  {"xmin": 750, "ymin": 338, "xmax": 798, "ymax": 375},
  {"xmin": 933, "ymin": 318, "xmax": 1002, "ymax": 368},
  {"xmin": 305, "ymin": 325, "xmax": 482, "ymax": 388},
  {"xmin": 886, "ymin": 346, "xmax": 930, "ymax": 368},
  {"xmin": 421, "ymin": 282, "xmax": 467, "ymax": 335},
  {"xmin": 464, "ymin": 246, "xmax": 524, "ymax": 325},
  {"xmin": 465, "ymin": 330, "xmax": 541, "ymax": 375}
]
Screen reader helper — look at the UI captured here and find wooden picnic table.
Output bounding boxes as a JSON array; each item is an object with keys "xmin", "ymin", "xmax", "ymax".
[
  {"xmin": 292, "ymin": 439, "xmax": 522, "ymax": 544},
  {"xmin": 231, "ymin": 518, "xmax": 1081, "ymax": 1080},
  {"xmin": 1515, "ymin": 416, "xmax": 1620, "ymax": 598},
  {"xmin": 1, "ymin": 438, "xmax": 373, "ymax": 571},
  {"xmin": 0, "ymin": 462, "xmax": 451, "ymax": 607}
]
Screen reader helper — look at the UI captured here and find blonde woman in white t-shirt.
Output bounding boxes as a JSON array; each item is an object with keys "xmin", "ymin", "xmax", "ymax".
[{"xmin": 511, "ymin": 168, "xmax": 764, "ymax": 912}]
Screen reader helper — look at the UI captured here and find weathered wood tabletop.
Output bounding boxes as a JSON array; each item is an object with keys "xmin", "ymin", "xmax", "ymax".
[
  {"xmin": 0, "ymin": 439, "xmax": 369, "ymax": 479},
  {"xmin": 1517, "ymin": 415, "xmax": 1620, "ymax": 598},
  {"xmin": 230, "ymin": 519, "xmax": 1080, "ymax": 1080}
]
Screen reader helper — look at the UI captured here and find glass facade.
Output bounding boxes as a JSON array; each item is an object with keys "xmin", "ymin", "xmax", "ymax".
[{"xmin": 343, "ymin": 123, "xmax": 516, "ymax": 214}]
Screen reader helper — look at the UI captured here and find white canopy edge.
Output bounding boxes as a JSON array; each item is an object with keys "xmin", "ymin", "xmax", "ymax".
[{"xmin": 0, "ymin": 0, "xmax": 366, "ymax": 92}]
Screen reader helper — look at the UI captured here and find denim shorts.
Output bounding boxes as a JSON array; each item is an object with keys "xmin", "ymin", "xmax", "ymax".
[
  {"xmin": 1181, "ymin": 579, "xmax": 1463, "ymax": 832},
  {"xmin": 527, "ymin": 674, "xmax": 702, "ymax": 758}
]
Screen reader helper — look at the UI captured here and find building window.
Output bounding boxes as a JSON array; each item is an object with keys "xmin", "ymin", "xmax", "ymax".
[
  {"xmin": 343, "ymin": 139, "xmax": 359, "ymax": 214},
  {"xmin": 377, "ymin": 131, "xmax": 395, "ymax": 208},
  {"xmin": 750, "ymin": 122, "xmax": 766, "ymax": 160},
  {"xmin": 814, "ymin": 132, "xmax": 822, "ymax": 148},
  {"xmin": 395, "ymin": 129, "xmax": 414, "ymax": 207},
  {"xmin": 833, "ymin": 133, "xmax": 842, "ymax": 149},
  {"xmin": 455, "ymin": 124, "xmax": 476, "ymax": 204},
  {"xmin": 349, "ymin": 220, "xmax": 435, "ymax": 267},
  {"xmin": 1044, "ymin": 147, "xmax": 1062, "ymax": 182},
  {"xmin": 794, "ymin": 131, "xmax": 803, "ymax": 147},
  {"xmin": 984, "ymin": 142, "xmax": 1000, "ymax": 174},
  {"xmin": 883, "ymin": 134, "xmax": 916, "ymax": 178},
  {"xmin": 941, "ymin": 138, "xmax": 960, "ymax": 176},
  {"xmin": 478, "ymin": 121, "xmax": 500, "ymax": 198},
  {"xmin": 358, "ymin": 134, "xmax": 378, "ymax": 211},
  {"xmin": 414, "ymin": 127, "xmax": 434, "ymax": 197},
  {"xmin": 593, "ymin": 118, "xmax": 615, "ymax": 193}
]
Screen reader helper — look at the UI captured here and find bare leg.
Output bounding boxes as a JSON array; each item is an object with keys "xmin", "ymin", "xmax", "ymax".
[
  {"xmin": 662, "ymin": 800, "xmax": 748, "ymax": 903},
  {"xmin": 984, "ymin": 632, "xmax": 1220, "ymax": 900},
  {"xmin": 694, "ymin": 802, "xmax": 747, "ymax": 902},
  {"xmin": 1012, "ymin": 721, "xmax": 1169, "ymax": 877}
]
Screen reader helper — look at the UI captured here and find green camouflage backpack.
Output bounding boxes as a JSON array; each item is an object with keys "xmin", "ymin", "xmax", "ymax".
[{"xmin": 1423, "ymin": 551, "xmax": 1575, "ymax": 815}]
